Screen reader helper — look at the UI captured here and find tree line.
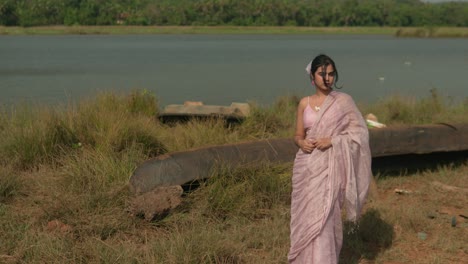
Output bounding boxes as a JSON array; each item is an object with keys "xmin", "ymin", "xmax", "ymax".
[{"xmin": 0, "ymin": 0, "xmax": 467, "ymax": 27}]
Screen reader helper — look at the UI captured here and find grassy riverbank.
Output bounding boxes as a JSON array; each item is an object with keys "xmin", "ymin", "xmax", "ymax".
[
  {"xmin": 395, "ymin": 27, "xmax": 468, "ymax": 38},
  {"xmin": 0, "ymin": 90, "xmax": 467, "ymax": 263},
  {"xmin": 1, "ymin": 25, "xmax": 467, "ymax": 37},
  {"xmin": 0, "ymin": 25, "xmax": 399, "ymax": 35}
]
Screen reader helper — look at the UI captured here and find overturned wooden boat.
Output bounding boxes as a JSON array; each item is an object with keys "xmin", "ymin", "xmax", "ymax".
[
  {"xmin": 129, "ymin": 123, "xmax": 468, "ymax": 194},
  {"xmin": 159, "ymin": 101, "xmax": 250, "ymax": 123}
]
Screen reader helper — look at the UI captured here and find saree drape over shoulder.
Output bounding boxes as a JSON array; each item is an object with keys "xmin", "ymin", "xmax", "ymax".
[{"xmin": 288, "ymin": 91, "xmax": 372, "ymax": 263}]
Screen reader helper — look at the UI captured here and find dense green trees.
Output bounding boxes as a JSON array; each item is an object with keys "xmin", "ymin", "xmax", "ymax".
[{"xmin": 0, "ymin": 0, "xmax": 467, "ymax": 27}]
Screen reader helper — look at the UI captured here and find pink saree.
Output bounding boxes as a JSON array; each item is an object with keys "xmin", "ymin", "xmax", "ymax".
[{"xmin": 288, "ymin": 91, "xmax": 372, "ymax": 263}]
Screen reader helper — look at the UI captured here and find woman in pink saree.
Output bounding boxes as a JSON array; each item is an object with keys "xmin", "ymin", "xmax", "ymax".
[{"xmin": 289, "ymin": 54, "xmax": 372, "ymax": 263}]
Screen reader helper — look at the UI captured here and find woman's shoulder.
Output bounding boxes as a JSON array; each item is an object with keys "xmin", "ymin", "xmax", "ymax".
[
  {"xmin": 330, "ymin": 91, "xmax": 359, "ymax": 113},
  {"xmin": 298, "ymin": 96, "xmax": 309, "ymax": 107},
  {"xmin": 331, "ymin": 91, "xmax": 354, "ymax": 103}
]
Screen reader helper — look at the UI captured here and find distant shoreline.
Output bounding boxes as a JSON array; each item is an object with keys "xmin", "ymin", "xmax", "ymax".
[{"xmin": 1, "ymin": 26, "xmax": 467, "ymax": 37}]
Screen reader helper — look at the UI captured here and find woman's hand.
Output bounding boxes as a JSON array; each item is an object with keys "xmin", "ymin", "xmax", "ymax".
[
  {"xmin": 299, "ymin": 138, "xmax": 316, "ymax": 153},
  {"xmin": 310, "ymin": 137, "xmax": 332, "ymax": 151}
]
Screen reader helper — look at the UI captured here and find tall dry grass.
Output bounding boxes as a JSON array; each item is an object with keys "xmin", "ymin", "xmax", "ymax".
[
  {"xmin": 0, "ymin": 89, "xmax": 466, "ymax": 263},
  {"xmin": 359, "ymin": 89, "xmax": 468, "ymax": 125}
]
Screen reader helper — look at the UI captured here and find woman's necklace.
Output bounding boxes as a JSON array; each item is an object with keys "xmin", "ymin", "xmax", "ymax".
[{"xmin": 311, "ymin": 95, "xmax": 325, "ymax": 112}]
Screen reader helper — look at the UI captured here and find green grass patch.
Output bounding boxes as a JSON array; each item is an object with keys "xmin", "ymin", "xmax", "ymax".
[
  {"xmin": 0, "ymin": 165, "xmax": 22, "ymax": 203},
  {"xmin": 194, "ymin": 162, "xmax": 292, "ymax": 220}
]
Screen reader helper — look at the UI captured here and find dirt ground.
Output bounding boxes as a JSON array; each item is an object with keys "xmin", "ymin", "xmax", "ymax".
[{"xmin": 351, "ymin": 162, "xmax": 468, "ymax": 264}]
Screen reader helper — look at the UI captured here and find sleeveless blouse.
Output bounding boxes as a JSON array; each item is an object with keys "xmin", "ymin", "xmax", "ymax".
[{"xmin": 303, "ymin": 97, "xmax": 319, "ymax": 130}]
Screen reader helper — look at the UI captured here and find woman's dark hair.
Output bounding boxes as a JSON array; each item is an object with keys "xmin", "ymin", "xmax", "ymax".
[{"xmin": 310, "ymin": 54, "xmax": 341, "ymax": 89}]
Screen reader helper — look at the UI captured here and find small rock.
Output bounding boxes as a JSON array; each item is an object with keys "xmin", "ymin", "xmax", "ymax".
[
  {"xmin": 437, "ymin": 208, "xmax": 451, "ymax": 215},
  {"xmin": 394, "ymin": 188, "xmax": 412, "ymax": 195},
  {"xmin": 128, "ymin": 185, "xmax": 183, "ymax": 221},
  {"xmin": 0, "ymin": 254, "xmax": 18, "ymax": 264},
  {"xmin": 451, "ymin": 216, "xmax": 457, "ymax": 227},
  {"xmin": 417, "ymin": 232, "xmax": 427, "ymax": 240},
  {"xmin": 46, "ymin": 219, "xmax": 72, "ymax": 234},
  {"xmin": 427, "ymin": 213, "xmax": 436, "ymax": 219}
]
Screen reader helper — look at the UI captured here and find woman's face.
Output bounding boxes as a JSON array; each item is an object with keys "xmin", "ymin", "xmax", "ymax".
[{"xmin": 313, "ymin": 64, "xmax": 335, "ymax": 91}]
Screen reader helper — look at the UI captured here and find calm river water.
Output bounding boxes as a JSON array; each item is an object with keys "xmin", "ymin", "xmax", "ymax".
[{"xmin": 1, "ymin": 34, "xmax": 467, "ymax": 107}]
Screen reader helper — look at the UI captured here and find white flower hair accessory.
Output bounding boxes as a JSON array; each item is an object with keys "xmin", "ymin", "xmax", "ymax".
[{"xmin": 305, "ymin": 61, "xmax": 312, "ymax": 75}]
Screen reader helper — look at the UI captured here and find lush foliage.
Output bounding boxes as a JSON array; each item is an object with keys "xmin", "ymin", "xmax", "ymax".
[{"xmin": 1, "ymin": 0, "xmax": 467, "ymax": 27}]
